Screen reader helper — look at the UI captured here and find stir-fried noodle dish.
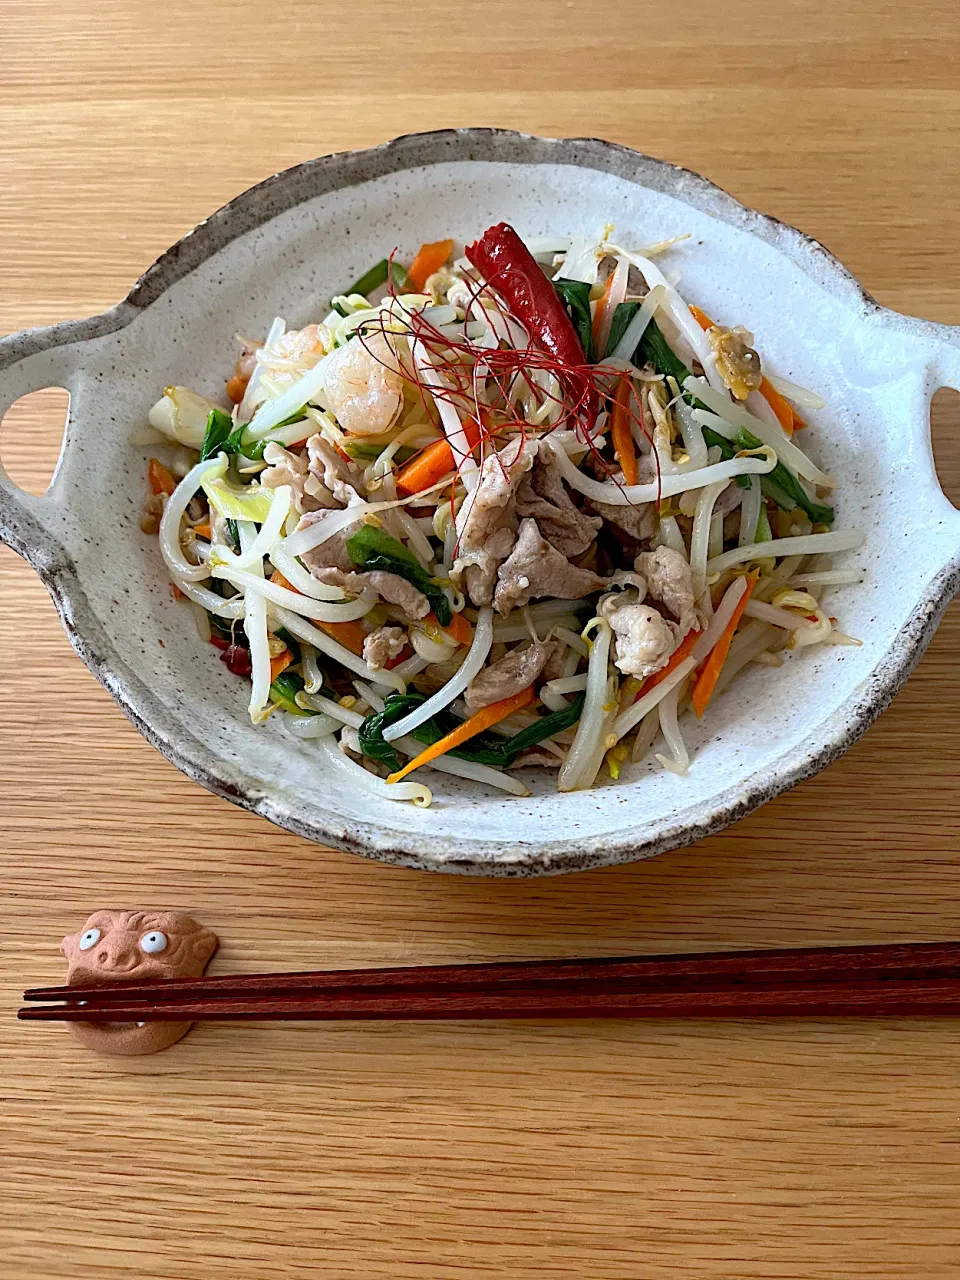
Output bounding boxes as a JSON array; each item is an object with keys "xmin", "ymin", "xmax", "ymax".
[{"xmin": 143, "ymin": 224, "xmax": 864, "ymax": 806}]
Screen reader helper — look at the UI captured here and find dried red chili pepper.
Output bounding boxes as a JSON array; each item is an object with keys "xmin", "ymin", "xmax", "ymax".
[
  {"xmin": 465, "ymin": 223, "xmax": 597, "ymax": 426},
  {"xmin": 210, "ymin": 634, "xmax": 252, "ymax": 675},
  {"xmin": 465, "ymin": 222, "xmax": 586, "ymax": 366}
]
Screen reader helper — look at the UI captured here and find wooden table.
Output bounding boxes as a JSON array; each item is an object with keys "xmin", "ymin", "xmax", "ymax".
[{"xmin": 2, "ymin": 2, "xmax": 959, "ymax": 1276}]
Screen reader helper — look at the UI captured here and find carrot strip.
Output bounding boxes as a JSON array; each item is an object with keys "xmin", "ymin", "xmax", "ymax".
[
  {"xmin": 691, "ymin": 575, "xmax": 758, "ymax": 718},
  {"xmin": 633, "ymin": 627, "xmax": 700, "ymax": 702},
  {"xmin": 610, "ymin": 374, "xmax": 638, "ymax": 486},
  {"xmin": 193, "ymin": 522, "xmax": 212, "ymax": 540},
  {"xmin": 426, "ymin": 609, "xmax": 472, "ymax": 647},
  {"xmin": 226, "ymin": 372, "xmax": 248, "ymax": 404},
  {"xmin": 317, "ymin": 618, "xmax": 367, "ymax": 655},
  {"xmin": 395, "ymin": 413, "xmax": 483, "ymax": 496},
  {"xmin": 688, "ymin": 304, "xmax": 714, "ymax": 332},
  {"xmin": 148, "ymin": 458, "xmax": 177, "ymax": 496},
  {"xmin": 758, "ymin": 376, "xmax": 795, "ymax": 435},
  {"xmin": 269, "ymin": 649, "xmax": 293, "ymax": 682},
  {"xmin": 591, "ymin": 269, "xmax": 617, "ymax": 356},
  {"xmin": 386, "ymin": 685, "xmax": 535, "ymax": 783},
  {"xmin": 269, "ymin": 569, "xmax": 368, "ymax": 656},
  {"xmin": 407, "ymin": 239, "xmax": 454, "ymax": 292},
  {"xmin": 395, "ymin": 438, "xmax": 456, "ymax": 496}
]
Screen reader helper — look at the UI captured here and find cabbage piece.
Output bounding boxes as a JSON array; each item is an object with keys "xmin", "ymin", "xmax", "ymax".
[
  {"xmin": 202, "ymin": 476, "xmax": 275, "ymax": 523},
  {"xmin": 148, "ymin": 386, "xmax": 224, "ymax": 449}
]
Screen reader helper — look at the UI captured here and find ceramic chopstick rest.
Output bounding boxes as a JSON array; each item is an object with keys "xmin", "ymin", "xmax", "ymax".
[{"xmin": 59, "ymin": 909, "xmax": 218, "ymax": 1056}]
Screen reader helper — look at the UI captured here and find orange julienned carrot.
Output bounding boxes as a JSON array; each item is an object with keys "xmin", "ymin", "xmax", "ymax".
[
  {"xmin": 691, "ymin": 575, "xmax": 758, "ymax": 718},
  {"xmin": 226, "ymin": 372, "xmax": 248, "ymax": 404},
  {"xmin": 407, "ymin": 239, "xmax": 454, "ymax": 292},
  {"xmin": 386, "ymin": 685, "xmax": 535, "ymax": 784},
  {"xmin": 148, "ymin": 457, "xmax": 177, "ymax": 496},
  {"xmin": 395, "ymin": 414, "xmax": 483, "ymax": 496},
  {"xmin": 758, "ymin": 376, "xmax": 795, "ymax": 435},
  {"xmin": 610, "ymin": 374, "xmax": 638, "ymax": 486},
  {"xmin": 688, "ymin": 304, "xmax": 714, "ymax": 332},
  {"xmin": 395, "ymin": 438, "xmax": 457, "ymax": 497},
  {"xmin": 427, "ymin": 609, "xmax": 472, "ymax": 647},
  {"xmin": 269, "ymin": 570, "xmax": 368, "ymax": 656},
  {"xmin": 269, "ymin": 649, "xmax": 293, "ymax": 682},
  {"xmin": 633, "ymin": 626, "xmax": 701, "ymax": 702},
  {"xmin": 591, "ymin": 269, "xmax": 618, "ymax": 355},
  {"xmin": 193, "ymin": 522, "xmax": 212, "ymax": 540},
  {"xmin": 316, "ymin": 619, "xmax": 368, "ymax": 656}
]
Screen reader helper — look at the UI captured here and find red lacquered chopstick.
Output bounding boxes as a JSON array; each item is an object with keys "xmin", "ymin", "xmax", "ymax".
[
  {"xmin": 18, "ymin": 941, "xmax": 960, "ymax": 1023},
  {"xmin": 17, "ymin": 978, "xmax": 960, "ymax": 1022}
]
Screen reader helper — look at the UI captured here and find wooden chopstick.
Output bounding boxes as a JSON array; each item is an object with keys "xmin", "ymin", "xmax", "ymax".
[
  {"xmin": 18, "ymin": 977, "xmax": 960, "ymax": 1022},
  {"xmin": 18, "ymin": 941, "xmax": 960, "ymax": 1023},
  {"xmin": 21, "ymin": 941, "xmax": 960, "ymax": 1006}
]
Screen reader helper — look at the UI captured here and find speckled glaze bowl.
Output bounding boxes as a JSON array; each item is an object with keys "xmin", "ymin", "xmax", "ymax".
[{"xmin": 2, "ymin": 130, "xmax": 959, "ymax": 875}]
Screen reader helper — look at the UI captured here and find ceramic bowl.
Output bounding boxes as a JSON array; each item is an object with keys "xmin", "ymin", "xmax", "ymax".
[{"xmin": 2, "ymin": 129, "xmax": 959, "ymax": 876}]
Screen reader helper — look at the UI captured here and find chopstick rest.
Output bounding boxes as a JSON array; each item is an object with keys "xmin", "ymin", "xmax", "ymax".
[{"xmin": 57, "ymin": 910, "xmax": 218, "ymax": 1056}]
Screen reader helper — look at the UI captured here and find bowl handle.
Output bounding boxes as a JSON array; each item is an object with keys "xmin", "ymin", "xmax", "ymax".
[
  {"xmin": 932, "ymin": 326, "xmax": 960, "ymax": 395},
  {"xmin": 928, "ymin": 326, "xmax": 960, "ymax": 534},
  {"xmin": 0, "ymin": 317, "xmax": 113, "ymax": 576}
]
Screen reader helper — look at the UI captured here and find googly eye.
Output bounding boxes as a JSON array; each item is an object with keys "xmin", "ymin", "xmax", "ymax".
[
  {"xmin": 139, "ymin": 931, "xmax": 168, "ymax": 954},
  {"xmin": 78, "ymin": 928, "xmax": 101, "ymax": 951}
]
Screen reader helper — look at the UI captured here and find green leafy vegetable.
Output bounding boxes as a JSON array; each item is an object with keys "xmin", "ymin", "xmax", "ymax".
[
  {"xmin": 553, "ymin": 278, "xmax": 595, "ymax": 362},
  {"xmin": 269, "ymin": 671, "xmax": 313, "ymax": 717},
  {"xmin": 343, "ymin": 439, "xmax": 417, "ymax": 464},
  {"xmin": 755, "ymin": 503, "xmax": 773, "ymax": 544},
  {"xmin": 345, "ymin": 525, "xmax": 451, "ymax": 625},
  {"xmin": 357, "ymin": 694, "xmax": 416, "ymax": 772},
  {"xmin": 200, "ymin": 408, "xmax": 235, "ymax": 461},
  {"xmin": 735, "ymin": 427, "xmax": 833, "ymax": 524},
  {"xmin": 357, "ymin": 692, "xmax": 586, "ymax": 773},
  {"xmin": 611, "ymin": 308, "xmax": 711, "ymax": 411},
  {"xmin": 211, "ymin": 411, "xmax": 309, "ymax": 462},
  {"xmin": 618, "ymin": 313, "xmax": 834, "ymax": 524},
  {"xmin": 345, "ymin": 258, "xmax": 410, "ymax": 298},
  {"xmin": 203, "ymin": 475, "xmax": 275, "ymax": 523},
  {"xmin": 637, "ymin": 319, "xmax": 693, "ymax": 389},
  {"xmin": 700, "ymin": 425, "xmax": 834, "ymax": 524},
  {"xmin": 700, "ymin": 425, "xmax": 755, "ymax": 492},
  {"xmin": 472, "ymin": 693, "xmax": 586, "ymax": 766},
  {"xmin": 607, "ymin": 301, "xmax": 638, "ymax": 356}
]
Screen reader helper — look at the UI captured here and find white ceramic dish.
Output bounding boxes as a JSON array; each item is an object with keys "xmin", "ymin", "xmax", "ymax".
[{"xmin": 1, "ymin": 130, "xmax": 959, "ymax": 876}]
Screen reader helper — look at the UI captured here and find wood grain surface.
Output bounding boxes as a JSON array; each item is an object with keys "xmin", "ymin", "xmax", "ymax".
[{"xmin": 2, "ymin": 2, "xmax": 959, "ymax": 1276}]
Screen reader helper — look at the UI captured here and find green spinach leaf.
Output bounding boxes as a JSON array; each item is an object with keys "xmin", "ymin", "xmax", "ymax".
[
  {"xmin": 200, "ymin": 408, "xmax": 235, "ymax": 461},
  {"xmin": 269, "ymin": 671, "xmax": 313, "ymax": 717},
  {"xmin": 346, "ymin": 525, "xmax": 451, "ymax": 625},
  {"xmin": 357, "ymin": 692, "xmax": 586, "ymax": 773},
  {"xmin": 553, "ymin": 278, "xmax": 595, "ymax": 362}
]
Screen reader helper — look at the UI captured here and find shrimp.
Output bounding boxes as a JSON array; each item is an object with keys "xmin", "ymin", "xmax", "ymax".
[
  {"xmin": 236, "ymin": 324, "xmax": 332, "ymax": 415},
  {"xmin": 263, "ymin": 325, "xmax": 328, "ymax": 371},
  {"xmin": 323, "ymin": 333, "xmax": 404, "ymax": 436}
]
